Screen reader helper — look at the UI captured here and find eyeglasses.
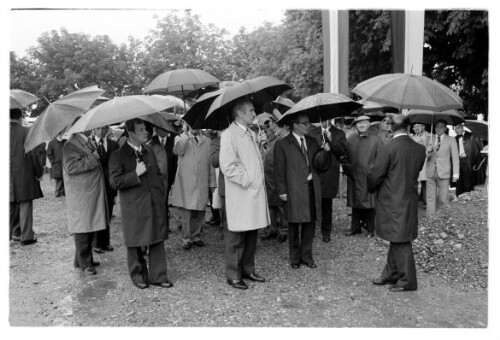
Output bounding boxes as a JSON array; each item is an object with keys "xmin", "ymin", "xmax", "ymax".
[
  {"xmin": 297, "ymin": 121, "xmax": 311, "ymax": 126},
  {"xmin": 382, "ymin": 119, "xmax": 392, "ymax": 124}
]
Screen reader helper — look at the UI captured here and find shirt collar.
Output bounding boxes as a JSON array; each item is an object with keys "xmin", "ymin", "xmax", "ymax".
[
  {"xmin": 292, "ymin": 132, "xmax": 306, "ymax": 146},
  {"xmin": 235, "ymin": 121, "xmax": 248, "ymax": 132},
  {"xmin": 393, "ymin": 132, "xmax": 407, "ymax": 139},
  {"xmin": 127, "ymin": 141, "xmax": 142, "ymax": 153}
]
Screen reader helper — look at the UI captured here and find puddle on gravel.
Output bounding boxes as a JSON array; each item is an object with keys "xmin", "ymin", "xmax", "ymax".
[{"xmin": 76, "ymin": 280, "xmax": 117, "ymax": 303}]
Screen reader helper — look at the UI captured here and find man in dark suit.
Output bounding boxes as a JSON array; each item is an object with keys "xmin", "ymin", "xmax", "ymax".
[
  {"xmin": 275, "ymin": 113, "xmax": 322, "ymax": 269},
  {"xmin": 47, "ymin": 134, "xmax": 66, "ymax": 197},
  {"xmin": 453, "ymin": 123, "xmax": 483, "ymax": 197},
  {"xmin": 92, "ymin": 125, "xmax": 119, "ymax": 253},
  {"xmin": 367, "ymin": 115, "xmax": 426, "ymax": 292},
  {"xmin": 109, "ymin": 118, "xmax": 172, "ymax": 290},
  {"xmin": 155, "ymin": 128, "xmax": 178, "ymax": 204},
  {"xmin": 308, "ymin": 120, "xmax": 347, "ymax": 242},
  {"xmin": 10, "ymin": 108, "xmax": 44, "ymax": 244}
]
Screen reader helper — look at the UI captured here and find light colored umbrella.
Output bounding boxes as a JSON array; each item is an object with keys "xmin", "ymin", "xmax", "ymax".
[
  {"xmin": 24, "ymin": 85, "xmax": 104, "ymax": 153},
  {"xmin": 352, "ymin": 73, "xmax": 463, "ymax": 111},
  {"xmin": 67, "ymin": 95, "xmax": 184, "ymax": 134},
  {"xmin": 10, "ymin": 89, "xmax": 39, "ymax": 109},
  {"xmin": 406, "ymin": 109, "xmax": 465, "ymax": 126}
]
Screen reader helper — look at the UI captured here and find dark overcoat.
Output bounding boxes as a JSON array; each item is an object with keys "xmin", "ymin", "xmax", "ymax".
[
  {"xmin": 367, "ymin": 135, "xmax": 426, "ymax": 242},
  {"xmin": 345, "ymin": 133, "xmax": 382, "ymax": 209},
  {"xmin": 274, "ymin": 134, "xmax": 322, "ymax": 223},
  {"xmin": 109, "ymin": 143, "xmax": 167, "ymax": 247},
  {"xmin": 47, "ymin": 138, "xmax": 65, "ymax": 179},
  {"xmin": 10, "ymin": 122, "xmax": 43, "ymax": 202},
  {"xmin": 307, "ymin": 125, "xmax": 347, "ymax": 198},
  {"xmin": 455, "ymin": 131, "xmax": 484, "ymax": 186}
]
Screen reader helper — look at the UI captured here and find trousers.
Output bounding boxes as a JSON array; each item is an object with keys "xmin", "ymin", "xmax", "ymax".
[
  {"xmin": 380, "ymin": 241, "xmax": 417, "ymax": 290},
  {"xmin": 10, "ymin": 201, "xmax": 35, "ymax": 242},
  {"xmin": 127, "ymin": 242, "xmax": 168, "ymax": 284}
]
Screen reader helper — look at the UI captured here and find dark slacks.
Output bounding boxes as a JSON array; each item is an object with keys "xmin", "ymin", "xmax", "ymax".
[
  {"xmin": 288, "ymin": 222, "xmax": 314, "ymax": 264},
  {"xmin": 419, "ymin": 181, "xmax": 427, "ymax": 203},
  {"xmin": 456, "ymin": 157, "xmax": 473, "ymax": 197},
  {"xmin": 321, "ymin": 197, "xmax": 333, "ymax": 237},
  {"xmin": 223, "ymin": 197, "xmax": 258, "ymax": 280},
  {"xmin": 55, "ymin": 178, "xmax": 65, "ymax": 197},
  {"xmin": 381, "ymin": 241, "xmax": 417, "ymax": 290},
  {"xmin": 127, "ymin": 241, "xmax": 168, "ymax": 284},
  {"xmin": 351, "ymin": 208, "xmax": 375, "ymax": 233},
  {"xmin": 10, "ymin": 201, "xmax": 35, "ymax": 242},
  {"xmin": 74, "ymin": 232, "xmax": 95, "ymax": 269}
]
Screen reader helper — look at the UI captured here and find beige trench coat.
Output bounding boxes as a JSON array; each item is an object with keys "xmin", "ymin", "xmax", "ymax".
[
  {"xmin": 63, "ymin": 134, "xmax": 107, "ymax": 234},
  {"xmin": 220, "ymin": 123, "xmax": 270, "ymax": 231}
]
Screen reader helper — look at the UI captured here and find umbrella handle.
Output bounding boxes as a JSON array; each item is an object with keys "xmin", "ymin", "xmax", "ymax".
[{"xmin": 473, "ymin": 157, "xmax": 486, "ymax": 171}]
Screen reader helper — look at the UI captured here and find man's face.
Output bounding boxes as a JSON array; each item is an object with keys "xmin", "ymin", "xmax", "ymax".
[
  {"xmin": 293, "ymin": 116, "xmax": 311, "ymax": 136},
  {"xmin": 454, "ymin": 124, "xmax": 464, "ymax": 135},
  {"xmin": 93, "ymin": 126, "xmax": 109, "ymax": 139},
  {"xmin": 129, "ymin": 122, "xmax": 149, "ymax": 145},
  {"xmin": 155, "ymin": 127, "xmax": 167, "ymax": 138},
  {"xmin": 413, "ymin": 124, "xmax": 424, "ymax": 134},
  {"xmin": 356, "ymin": 120, "xmax": 370, "ymax": 133},
  {"xmin": 380, "ymin": 117, "xmax": 392, "ymax": 131},
  {"xmin": 237, "ymin": 102, "xmax": 256, "ymax": 126},
  {"xmin": 435, "ymin": 122, "xmax": 446, "ymax": 136}
]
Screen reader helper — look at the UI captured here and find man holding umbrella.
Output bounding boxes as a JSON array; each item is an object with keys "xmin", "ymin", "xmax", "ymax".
[
  {"xmin": 220, "ymin": 99, "xmax": 270, "ymax": 290},
  {"xmin": 344, "ymin": 115, "xmax": 383, "ymax": 238}
]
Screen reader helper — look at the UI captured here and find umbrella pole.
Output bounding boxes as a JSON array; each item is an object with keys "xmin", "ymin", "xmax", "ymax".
[{"xmin": 181, "ymin": 85, "xmax": 187, "ymax": 113}]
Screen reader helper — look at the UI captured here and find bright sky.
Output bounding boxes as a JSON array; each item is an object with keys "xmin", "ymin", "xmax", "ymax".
[{"xmin": 9, "ymin": 8, "xmax": 285, "ymax": 57}]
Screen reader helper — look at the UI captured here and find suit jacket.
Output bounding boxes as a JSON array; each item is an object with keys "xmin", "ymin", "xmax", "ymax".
[
  {"xmin": 274, "ymin": 134, "xmax": 322, "ymax": 223},
  {"xmin": 345, "ymin": 132, "xmax": 382, "ymax": 209},
  {"xmin": 10, "ymin": 121, "xmax": 43, "ymax": 202},
  {"xmin": 109, "ymin": 143, "xmax": 167, "ymax": 247},
  {"xmin": 164, "ymin": 133, "xmax": 178, "ymax": 188},
  {"xmin": 307, "ymin": 125, "xmax": 347, "ymax": 198},
  {"xmin": 367, "ymin": 135, "xmax": 426, "ymax": 242},
  {"xmin": 425, "ymin": 134, "xmax": 459, "ymax": 179},
  {"xmin": 148, "ymin": 135, "xmax": 169, "ymax": 192},
  {"xmin": 93, "ymin": 136, "xmax": 119, "ymax": 199},
  {"xmin": 47, "ymin": 138, "xmax": 65, "ymax": 179},
  {"xmin": 62, "ymin": 134, "xmax": 107, "ymax": 234}
]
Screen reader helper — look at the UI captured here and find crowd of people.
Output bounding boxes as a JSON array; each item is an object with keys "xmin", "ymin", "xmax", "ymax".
[{"xmin": 9, "ymin": 98, "xmax": 487, "ymax": 292}]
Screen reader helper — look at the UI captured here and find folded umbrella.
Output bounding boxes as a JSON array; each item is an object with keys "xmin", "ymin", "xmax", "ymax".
[
  {"xmin": 10, "ymin": 89, "xmax": 40, "ymax": 109},
  {"xmin": 67, "ymin": 95, "xmax": 184, "ymax": 134},
  {"xmin": 24, "ymin": 85, "xmax": 104, "ymax": 153},
  {"xmin": 203, "ymin": 76, "xmax": 292, "ymax": 130},
  {"xmin": 353, "ymin": 73, "xmax": 463, "ymax": 111}
]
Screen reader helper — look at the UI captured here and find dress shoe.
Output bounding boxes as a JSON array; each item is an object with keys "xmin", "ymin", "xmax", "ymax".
[
  {"xmin": 277, "ymin": 234, "xmax": 287, "ymax": 243},
  {"xmin": 105, "ymin": 245, "xmax": 114, "ymax": 251},
  {"xmin": 291, "ymin": 263, "xmax": 300, "ymax": 269},
  {"xmin": 344, "ymin": 230, "xmax": 362, "ymax": 236},
  {"xmin": 242, "ymin": 273, "xmax": 265, "ymax": 283},
  {"xmin": 183, "ymin": 242, "xmax": 192, "ymax": 250},
  {"xmin": 388, "ymin": 284, "xmax": 414, "ymax": 292},
  {"xmin": 151, "ymin": 281, "xmax": 173, "ymax": 288},
  {"xmin": 91, "ymin": 261, "xmax": 100, "ymax": 267},
  {"xmin": 11, "ymin": 236, "xmax": 21, "ymax": 242},
  {"xmin": 21, "ymin": 238, "xmax": 37, "ymax": 246},
  {"xmin": 133, "ymin": 282, "xmax": 150, "ymax": 289},
  {"xmin": 371, "ymin": 277, "xmax": 393, "ymax": 286},
  {"xmin": 84, "ymin": 267, "xmax": 97, "ymax": 275},
  {"xmin": 227, "ymin": 279, "xmax": 248, "ymax": 290},
  {"xmin": 260, "ymin": 233, "xmax": 277, "ymax": 241},
  {"xmin": 207, "ymin": 218, "xmax": 221, "ymax": 226},
  {"xmin": 367, "ymin": 232, "xmax": 374, "ymax": 238},
  {"xmin": 93, "ymin": 247, "xmax": 104, "ymax": 254},
  {"xmin": 300, "ymin": 261, "xmax": 317, "ymax": 269},
  {"xmin": 322, "ymin": 235, "xmax": 331, "ymax": 243},
  {"xmin": 193, "ymin": 240, "xmax": 205, "ymax": 247}
]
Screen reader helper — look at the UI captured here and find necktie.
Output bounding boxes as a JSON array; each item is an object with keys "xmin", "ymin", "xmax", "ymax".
[
  {"xmin": 161, "ymin": 137, "xmax": 166, "ymax": 147},
  {"xmin": 98, "ymin": 138, "xmax": 106, "ymax": 157},
  {"xmin": 436, "ymin": 135, "xmax": 441, "ymax": 152},
  {"xmin": 300, "ymin": 137, "xmax": 310, "ymax": 167},
  {"xmin": 194, "ymin": 136, "xmax": 199, "ymax": 144}
]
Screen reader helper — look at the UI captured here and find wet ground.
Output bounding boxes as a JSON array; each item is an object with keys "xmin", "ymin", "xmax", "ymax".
[{"xmin": 9, "ymin": 173, "xmax": 489, "ymax": 328}]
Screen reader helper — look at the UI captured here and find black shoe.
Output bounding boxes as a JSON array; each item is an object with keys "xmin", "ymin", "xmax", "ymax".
[
  {"xmin": 93, "ymin": 247, "xmax": 104, "ymax": 254},
  {"xmin": 242, "ymin": 273, "xmax": 265, "ymax": 282},
  {"xmin": 150, "ymin": 281, "xmax": 173, "ymax": 288},
  {"xmin": 91, "ymin": 261, "xmax": 100, "ymax": 267},
  {"xmin": 207, "ymin": 219, "xmax": 221, "ymax": 226},
  {"xmin": 133, "ymin": 282, "xmax": 150, "ymax": 289},
  {"xmin": 345, "ymin": 230, "xmax": 362, "ymax": 236},
  {"xmin": 227, "ymin": 279, "xmax": 248, "ymax": 290},
  {"xmin": 84, "ymin": 267, "xmax": 97, "ymax": 275},
  {"xmin": 322, "ymin": 235, "xmax": 331, "ymax": 243},
  {"xmin": 183, "ymin": 242, "xmax": 192, "ymax": 250},
  {"xmin": 371, "ymin": 277, "xmax": 393, "ymax": 286},
  {"xmin": 300, "ymin": 261, "xmax": 317, "ymax": 268},
  {"xmin": 21, "ymin": 238, "xmax": 37, "ymax": 246},
  {"xmin": 367, "ymin": 232, "xmax": 374, "ymax": 238},
  {"xmin": 193, "ymin": 240, "xmax": 205, "ymax": 247},
  {"xmin": 389, "ymin": 284, "xmax": 415, "ymax": 292},
  {"xmin": 11, "ymin": 236, "xmax": 21, "ymax": 242},
  {"xmin": 277, "ymin": 234, "xmax": 287, "ymax": 243},
  {"xmin": 105, "ymin": 245, "xmax": 114, "ymax": 251},
  {"xmin": 260, "ymin": 233, "xmax": 278, "ymax": 240},
  {"xmin": 291, "ymin": 263, "xmax": 300, "ymax": 269}
]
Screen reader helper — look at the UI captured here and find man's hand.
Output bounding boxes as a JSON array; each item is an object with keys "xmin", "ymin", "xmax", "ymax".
[
  {"xmin": 92, "ymin": 150, "xmax": 101, "ymax": 160},
  {"xmin": 452, "ymin": 174, "xmax": 459, "ymax": 182},
  {"xmin": 136, "ymin": 161, "xmax": 147, "ymax": 177},
  {"xmin": 258, "ymin": 130, "xmax": 268, "ymax": 142},
  {"xmin": 322, "ymin": 142, "xmax": 330, "ymax": 152},
  {"xmin": 279, "ymin": 194, "xmax": 287, "ymax": 202}
]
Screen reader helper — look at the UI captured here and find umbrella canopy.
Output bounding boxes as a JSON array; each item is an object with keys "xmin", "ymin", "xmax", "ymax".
[
  {"xmin": 141, "ymin": 111, "xmax": 181, "ymax": 134},
  {"xmin": 406, "ymin": 109, "xmax": 465, "ymax": 126},
  {"xmin": 24, "ymin": 85, "xmax": 105, "ymax": 153},
  {"xmin": 182, "ymin": 89, "xmax": 224, "ymax": 129},
  {"xmin": 277, "ymin": 93, "xmax": 362, "ymax": 125},
  {"xmin": 67, "ymin": 95, "xmax": 184, "ymax": 134},
  {"xmin": 464, "ymin": 120, "xmax": 488, "ymax": 142},
  {"xmin": 352, "ymin": 73, "xmax": 463, "ymax": 111},
  {"xmin": 272, "ymin": 96, "xmax": 296, "ymax": 113},
  {"xmin": 143, "ymin": 69, "xmax": 220, "ymax": 97},
  {"xmin": 353, "ymin": 99, "xmax": 398, "ymax": 116},
  {"xmin": 10, "ymin": 89, "xmax": 40, "ymax": 109},
  {"xmin": 203, "ymin": 76, "xmax": 292, "ymax": 130}
]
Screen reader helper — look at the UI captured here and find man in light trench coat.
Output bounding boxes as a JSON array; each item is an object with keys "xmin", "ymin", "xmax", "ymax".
[{"xmin": 220, "ymin": 99, "xmax": 270, "ymax": 290}]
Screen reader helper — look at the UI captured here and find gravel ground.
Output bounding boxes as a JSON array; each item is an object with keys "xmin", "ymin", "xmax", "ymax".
[{"xmin": 9, "ymin": 173, "xmax": 489, "ymax": 328}]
